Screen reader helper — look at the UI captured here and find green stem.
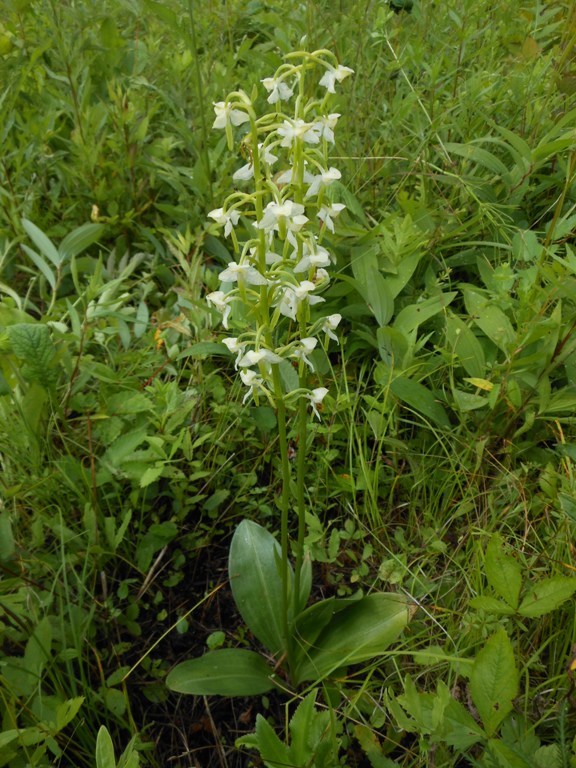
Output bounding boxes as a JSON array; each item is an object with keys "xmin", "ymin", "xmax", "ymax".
[
  {"xmin": 293, "ymin": 380, "xmax": 308, "ymax": 613},
  {"xmin": 271, "ymin": 364, "xmax": 293, "ymax": 657}
]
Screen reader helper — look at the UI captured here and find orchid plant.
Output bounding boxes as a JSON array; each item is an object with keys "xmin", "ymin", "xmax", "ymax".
[{"xmin": 166, "ymin": 51, "xmax": 411, "ymax": 698}]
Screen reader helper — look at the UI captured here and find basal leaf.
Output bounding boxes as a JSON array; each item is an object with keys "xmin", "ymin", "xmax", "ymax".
[
  {"xmin": 518, "ymin": 577, "xmax": 576, "ymax": 618},
  {"xmin": 293, "ymin": 593, "xmax": 410, "ymax": 684},
  {"xmin": 165, "ymin": 649, "xmax": 276, "ymax": 696},
  {"xmin": 469, "ymin": 629, "xmax": 518, "ymax": 737},
  {"xmin": 229, "ymin": 520, "xmax": 288, "ymax": 655}
]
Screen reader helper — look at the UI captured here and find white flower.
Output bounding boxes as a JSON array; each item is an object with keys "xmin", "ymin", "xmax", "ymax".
[
  {"xmin": 318, "ymin": 203, "xmax": 346, "ymax": 233},
  {"xmin": 222, "ymin": 337, "xmax": 246, "ymax": 368},
  {"xmin": 238, "ymin": 348, "xmax": 283, "ymax": 367},
  {"xmin": 314, "ymin": 268, "xmax": 330, "ymax": 284},
  {"xmin": 322, "ymin": 313, "xmax": 342, "ymax": 342},
  {"xmin": 212, "ymin": 101, "xmax": 251, "ymax": 129},
  {"xmin": 277, "ymin": 119, "xmax": 320, "ymax": 148},
  {"xmin": 291, "ymin": 337, "xmax": 317, "ymax": 372},
  {"xmin": 319, "ymin": 65, "xmax": 354, "ymax": 93},
  {"xmin": 305, "ymin": 166, "xmax": 341, "ymax": 199},
  {"xmin": 258, "ymin": 200, "xmax": 308, "ymax": 241},
  {"xmin": 218, "ymin": 261, "xmax": 268, "ymax": 285},
  {"xmin": 233, "ymin": 144, "xmax": 278, "ymax": 182},
  {"xmin": 206, "ymin": 290, "xmax": 233, "ymax": 329},
  {"xmin": 294, "ymin": 242, "xmax": 331, "ymax": 273},
  {"xmin": 233, "ymin": 163, "xmax": 254, "ymax": 181},
  {"xmin": 240, "ymin": 368, "xmax": 263, "ymax": 404},
  {"xmin": 276, "ymin": 167, "xmax": 314, "ymax": 186},
  {"xmin": 208, "ymin": 207, "xmax": 241, "ymax": 238},
  {"xmin": 306, "ymin": 387, "xmax": 329, "ymax": 420},
  {"xmin": 315, "ymin": 114, "xmax": 340, "ymax": 144},
  {"xmin": 278, "ymin": 280, "xmax": 325, "ymax": 321},
  {"xmin": 261, "ymin": 76, "xmax": 294, "ymax": 104}
]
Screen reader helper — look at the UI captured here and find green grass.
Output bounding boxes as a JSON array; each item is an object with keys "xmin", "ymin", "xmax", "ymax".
[{"xmin": 1, "ymin": 0, "xmax": 576, "ymax": 766}]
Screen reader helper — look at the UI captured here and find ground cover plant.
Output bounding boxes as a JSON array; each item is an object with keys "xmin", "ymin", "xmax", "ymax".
[{"xmin": 1, "ymin": 0, "xmax": 576, "ymax": 766}]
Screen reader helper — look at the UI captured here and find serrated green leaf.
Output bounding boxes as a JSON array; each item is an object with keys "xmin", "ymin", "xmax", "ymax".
[
  {"xmin": 469, "ymin": 629, "xmax": 518, "ymax": 736},
  {"xmin": 518, "ymin": 577, "xmax": 576, "ymax": 618},
  {"xmin": 485, "ymin": 536, "xmax": 523, "ymax": 609},
  {"xmin": 463, "ymin": 287, "xmax": 516, "ymax": 353},
  {"xmin": 55, "ymin": 697, "xmax": 84, "ymax": 731},
  {"xmin": 469, "ymin": 596, "xmax": 516, "ymax": 615},
  {"xmin": 8, "ymin": 323, "xmax": 58, "ymax": 385},
  {"xmin": 166, "ymin": 649, "xmax": 276, "ymax": 696}
]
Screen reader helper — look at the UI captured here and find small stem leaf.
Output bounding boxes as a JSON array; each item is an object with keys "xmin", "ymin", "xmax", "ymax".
[
  {"xmin": 229, "ymin": 520, "xmax": 290, "ymax": 655},
  {"xmin": 165, "ymin": 649, "xmax": 276, "ymax": 696},
  {"xmin": 22, "ymin": 218, "xmax": 62, "ymax": 267},
  {"xmin": 469, "ymin": 629, "xmax": 518, "ymax": 737},
  {"xmin": 484, "ymin": 535, "xmax": 523, "ymax": 609},
  {"xmin": 59, "ymin": 222, "xmax": 105, "ymax": 260},
  {"xmin": 21, "ymin": 245, "xmax": 56, "ymax": 291},
  {"xmin": 518, "ymin": 577, "xmax": 576, "ymax": 618}
]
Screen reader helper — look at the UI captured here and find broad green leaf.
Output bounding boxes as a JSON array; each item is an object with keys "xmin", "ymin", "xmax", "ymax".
[
  {"xmin": 229, "ymin": 520, "xmax": 288, "ymax": 655},
  {"xmin": 445, "ymin": 314, "xmax": 486, "ymax": 378},
  {"xmin": 487, "ymin": 738, "xmax": 534, "ymax": 768},
  {"xmin": 293, "ymin": 593, "xmax": 409, "ymax": 684},
  {"xmin": 469, "ymin": 596, "xmax": 516, "ymax": 615},
  {"xmin": 59, "ymin": 223, "xmax": 105, "ymax": 260},
  {"xmin": 292, "ymin": 597, "xmax": 336, "ymax": 668},
  {"xmin": 439, "ymin": 694, "xmax": 485, "ymax": 750},
  {"xmin": 393, "ymin": 292, "xmax": 456, "ymax": 338},
  {"xmin": 22, "ymin": 218, "xmax": 62, "ymax": 267},
  {"xmin": 165, "ymin": 649, "xmax": 276, "ymax": 696},
  {"xmin": 518, "ymin": 577, "xmax": 576, "ymax": 618},
  {"xmin": 485, "ymin": 536, "xmax": 522, "ymax": 609},
  {"xmin": 8, "ymin": 323, "xmax": 58, "ymax": 385},
  {"xmin": 96, "ymin": 726, "xmax": 117, "ymax": 768},
  {"xmin": 469, "ymin": 630, "xmax": 518, "ymax": 737},
  {"xmin": 463, "ymin": 287, "xmax": 516, "ymax": 353},
  {"xmin": 351, "ymin": 242, "xmax": 394, "ymax": 326},
  {"xmin": 390, "ymin": 376, "xmax": 450, "ymax": 428}
]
